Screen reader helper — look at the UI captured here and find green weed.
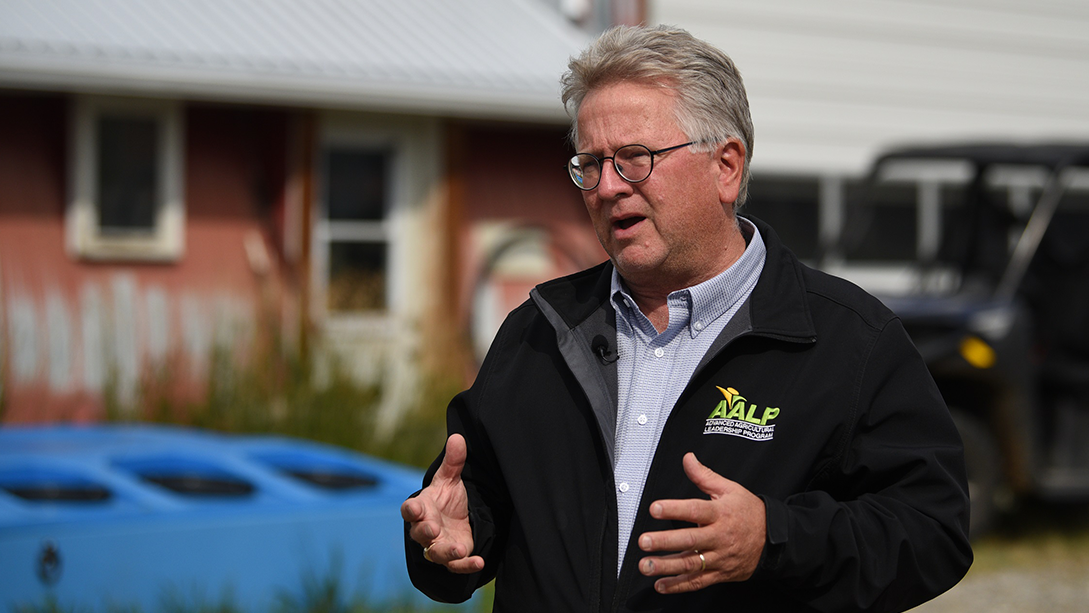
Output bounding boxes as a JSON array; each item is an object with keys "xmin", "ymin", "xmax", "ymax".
[{"xmin": 102, "ymin": 329, "xmax": 457, "ymax": 469}]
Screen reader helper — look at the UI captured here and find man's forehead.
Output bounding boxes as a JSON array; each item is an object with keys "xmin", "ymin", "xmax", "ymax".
[{"xmin": 576, "ymin": 83, "xmax": 683, "ymax": 149}]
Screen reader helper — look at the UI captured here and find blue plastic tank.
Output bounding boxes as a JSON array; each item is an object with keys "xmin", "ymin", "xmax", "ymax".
[{"xmin": 0, "ymin": 424, "xmax": 468, "ymax": 612}]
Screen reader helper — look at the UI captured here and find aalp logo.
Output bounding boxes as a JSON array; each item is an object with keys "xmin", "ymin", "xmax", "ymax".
[{"xmin": 703, "ymin": 386, "xmax": 780, "ymax": 441}]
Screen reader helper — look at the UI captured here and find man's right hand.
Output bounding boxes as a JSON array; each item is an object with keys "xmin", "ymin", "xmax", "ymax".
[{"xmin": 401, "ymin": 433, "xmax": 485, "ymax": 574}]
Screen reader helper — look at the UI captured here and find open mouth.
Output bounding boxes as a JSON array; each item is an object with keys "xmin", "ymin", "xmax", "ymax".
[{"xmin": 614, "ymin": 216, "xmax": 644, "ymax": 230}]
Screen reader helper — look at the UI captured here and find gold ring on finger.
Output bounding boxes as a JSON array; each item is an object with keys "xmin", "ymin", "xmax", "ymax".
[
  {"xmin": 423, "ymin": 544, "xmax": 434, "ymax": 562},
  {"xmin": 696, "ymin": 550, "xmax": 706, "ymax": 572}
]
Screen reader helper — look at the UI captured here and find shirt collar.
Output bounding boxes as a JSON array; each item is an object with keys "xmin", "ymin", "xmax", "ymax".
[{"xmin": 610, "ymin": 217, "xmax": 766, "ymax": 337}]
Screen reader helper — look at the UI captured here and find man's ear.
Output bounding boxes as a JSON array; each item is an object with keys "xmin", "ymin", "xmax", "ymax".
[{"xmin": 716, "ymin": 139, "xmax": 746, "ymax": 206}]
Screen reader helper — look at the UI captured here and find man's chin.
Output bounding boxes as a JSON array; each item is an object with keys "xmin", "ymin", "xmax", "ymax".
[{"xmin": 611, "ymin": 251, "xmax": 666, "ymax": 282}]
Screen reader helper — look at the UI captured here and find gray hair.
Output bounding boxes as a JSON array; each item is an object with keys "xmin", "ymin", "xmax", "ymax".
[{"xmin": 561, "ymin": 25, "xmax": 755, "ymax": 207}]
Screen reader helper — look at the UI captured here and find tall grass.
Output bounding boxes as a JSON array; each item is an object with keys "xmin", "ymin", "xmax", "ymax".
[{"xmin": 102, "ymin": 331, "xmax": 456, "ymax": 470}]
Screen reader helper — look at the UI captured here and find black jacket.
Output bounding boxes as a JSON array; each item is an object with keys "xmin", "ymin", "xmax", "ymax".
[{"xmin": 406, "ymin": 219, "xmax": 972, "ymax": 612}]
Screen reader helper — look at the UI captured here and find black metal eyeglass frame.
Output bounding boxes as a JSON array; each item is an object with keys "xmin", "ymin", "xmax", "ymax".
[{"xmin": 566, "ymin": 141, "xmax": 696, "ymax": 191}]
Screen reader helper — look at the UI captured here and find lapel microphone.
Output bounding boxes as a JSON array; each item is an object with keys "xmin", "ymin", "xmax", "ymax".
[{"xmin": 591, "ymin": 334, "xmax": 619, "ymax": 364}]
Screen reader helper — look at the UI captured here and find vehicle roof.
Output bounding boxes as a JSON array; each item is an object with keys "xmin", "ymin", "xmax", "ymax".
[{"xmin": 873, "ymin": 143, "xmax": 1089, "ymax": 171}]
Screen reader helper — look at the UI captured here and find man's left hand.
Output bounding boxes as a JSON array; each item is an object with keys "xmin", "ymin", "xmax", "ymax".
[{"xmin": 637, "ymin": 452, "xmax": 766, "ymax": 594}]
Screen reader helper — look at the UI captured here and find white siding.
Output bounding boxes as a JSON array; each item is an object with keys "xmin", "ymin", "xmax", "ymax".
[{"xmin": 650, "ymin": 0, "xmax": 1089, "ymax": 174}]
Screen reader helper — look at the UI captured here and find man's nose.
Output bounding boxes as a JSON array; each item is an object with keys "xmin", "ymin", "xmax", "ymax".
[{"xmin": 595, "ymin": 160, "xmax": 632, "ymax": 198}]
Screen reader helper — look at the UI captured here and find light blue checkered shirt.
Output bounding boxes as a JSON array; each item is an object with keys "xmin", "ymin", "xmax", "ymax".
[{"xmin": 610, "ymin": 217, "xmax": 766, "ymax": 571}]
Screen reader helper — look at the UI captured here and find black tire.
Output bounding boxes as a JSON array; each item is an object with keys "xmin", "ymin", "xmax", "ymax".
[{"xmin": 951, "ymin": 410, "xmax": 1004, "ymax": 538}]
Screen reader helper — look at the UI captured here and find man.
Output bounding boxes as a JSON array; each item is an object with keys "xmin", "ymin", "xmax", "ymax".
[{"xmin": 403, "ymin": 24, "xmax": 972, "ymax": 612}]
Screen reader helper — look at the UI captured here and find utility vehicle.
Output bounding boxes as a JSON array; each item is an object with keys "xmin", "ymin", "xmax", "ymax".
[{"xmin": 839, "ymin": 144, "xmax": 1089, "ymax": 536}]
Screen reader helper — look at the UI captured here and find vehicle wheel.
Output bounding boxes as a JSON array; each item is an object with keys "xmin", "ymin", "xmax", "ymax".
[{"xmin": 950, "ymin": 410, "xmax": 1004, "ymax": 538}]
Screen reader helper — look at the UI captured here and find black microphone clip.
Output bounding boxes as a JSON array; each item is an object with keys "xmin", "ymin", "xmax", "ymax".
[{"xmin": 591, "ymin": 334, "xmax": 618, "ymax": 364}]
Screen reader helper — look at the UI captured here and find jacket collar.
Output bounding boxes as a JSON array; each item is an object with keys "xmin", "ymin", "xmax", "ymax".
[
  {"xmin": 533, "ymin": 260, "xmax": 614, "ymax": 332},
  {"xmin": 745, "ymin": 216, "xmax": 818, "ymax": 343}
]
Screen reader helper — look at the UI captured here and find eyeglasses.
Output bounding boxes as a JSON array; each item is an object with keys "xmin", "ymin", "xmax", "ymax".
[{"xmin": 566, "ymin": 142, "xmax": 695, "ymax": 191}]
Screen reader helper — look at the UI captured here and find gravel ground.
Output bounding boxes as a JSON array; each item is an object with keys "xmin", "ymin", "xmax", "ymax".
[
  {"xmin": 910, "ymin": 501, "xmax": 1089, "ymax": 613},
  {"xmin": 912, "ymin": 567, "xmax": 1089, "ymax": 613}
]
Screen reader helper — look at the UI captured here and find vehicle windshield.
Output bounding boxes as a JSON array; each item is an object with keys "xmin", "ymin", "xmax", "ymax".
[{"xmin": 833, "ymin": 160, "xmax": 1089, "ymax": 299}]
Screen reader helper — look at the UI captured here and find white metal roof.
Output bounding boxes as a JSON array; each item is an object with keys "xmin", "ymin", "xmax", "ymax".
[{"xmin": 0, "ymin": 0, "xmax": 589, "ymax": 122}]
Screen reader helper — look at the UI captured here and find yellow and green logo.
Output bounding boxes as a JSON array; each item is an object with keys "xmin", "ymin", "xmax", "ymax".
[{"xmin": 703, "ymin": 386, "xmax": 779, "ymax": 441}]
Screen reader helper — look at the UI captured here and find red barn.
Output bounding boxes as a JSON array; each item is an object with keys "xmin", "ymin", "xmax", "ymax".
[{"xmin": 0, "ymin": 0, "xmax": 622, "ymax": 424}]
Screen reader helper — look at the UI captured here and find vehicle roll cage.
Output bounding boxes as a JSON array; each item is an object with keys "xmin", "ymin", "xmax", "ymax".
[{"xmin": 864, "ymin": 143, "xmax": 1089, "ymax": 302}]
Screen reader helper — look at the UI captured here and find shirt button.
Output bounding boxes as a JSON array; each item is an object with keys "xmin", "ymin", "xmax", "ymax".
[
  {"xmin": 694, "ymin": 321, "xmax": 704, "ymax": 331},
  {"xmin": 618, "ymin": 482, "xmax": 630, "ymax": 493},
  {"xmin": 654, "ymin": 347, "xmax": 665, "ymax": 358},
  {"xmin": 637, "ymin": 414, "xmax": 648, "ymax": 425}
]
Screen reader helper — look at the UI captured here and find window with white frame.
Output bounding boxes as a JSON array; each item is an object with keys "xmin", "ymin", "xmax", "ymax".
[
  {"xmin": 317, "ymin": 146, "xmax": 393, "ymax": 314},
  {"xmin": 67, "ymin": 96, "xmax": 185, "ymax": 261}
]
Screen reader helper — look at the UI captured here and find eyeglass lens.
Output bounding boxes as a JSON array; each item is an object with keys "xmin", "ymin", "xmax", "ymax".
[{"xmin": 569, "ymin": 145, "xmax": 654, "ymax": 190}]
